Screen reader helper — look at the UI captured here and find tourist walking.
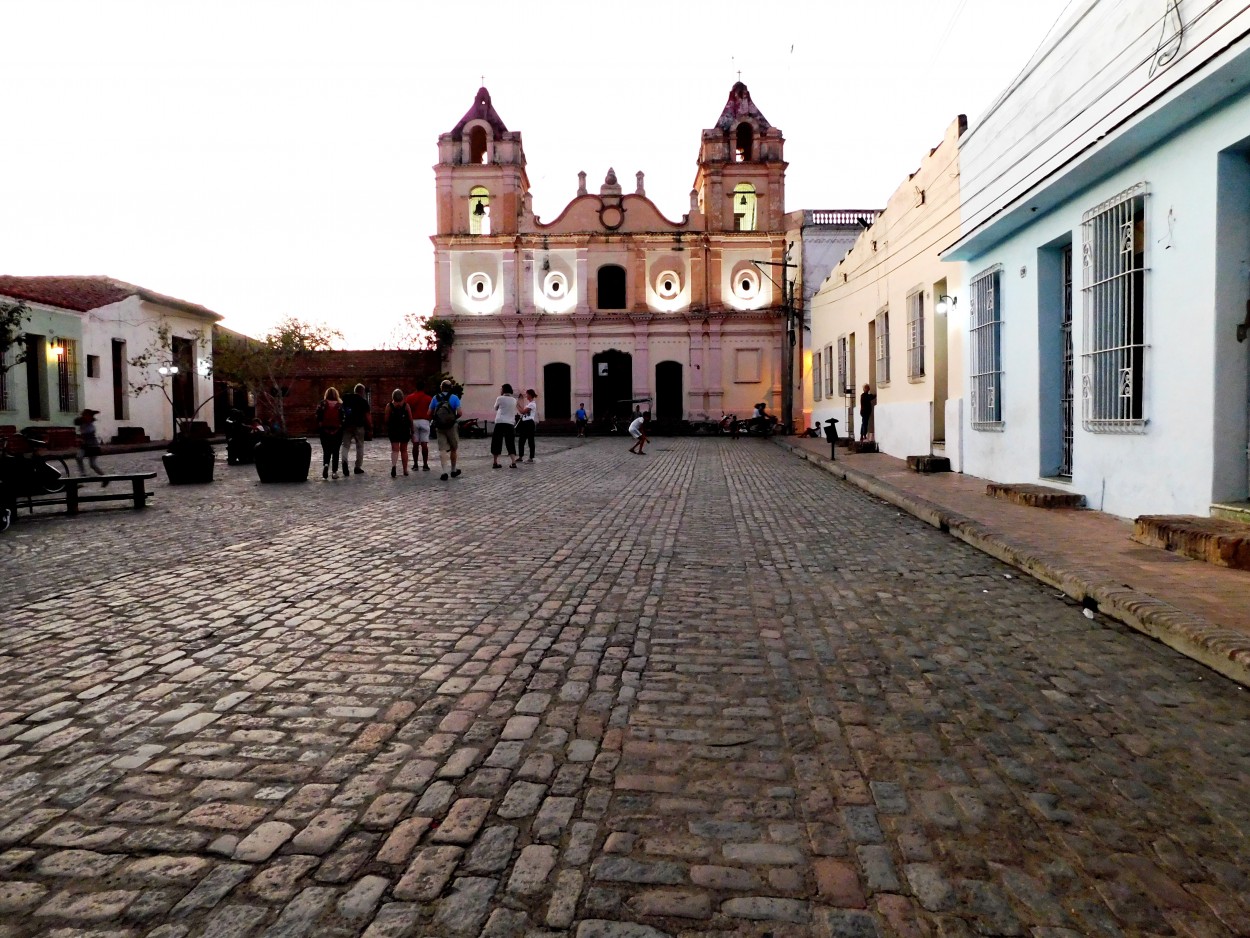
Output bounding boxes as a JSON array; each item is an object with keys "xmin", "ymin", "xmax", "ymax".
[
  {"xmin": 627, "ymin": 412, "xmax": 648, "ymax": 455},
  {"xmin": 314, "ymin": 387, "xmax": 345, "ymax": 479},
  {"xmin": 73, "ymin": 408, "xmax": 107, "ymax": 481},
  {"xmin": 405, "ymin": 385, "xmax": 433, "ymax": 471},
  {"xmin": 517, "ymin": 388, "xmax": 538, "ymax": 462},
  {"xmin": 429, "ymin": 379, "xmax": 462, "ymax": 480},
  {"xmin": 491, "ymin": 383, "xmax": 519, "ymax": 469},
  {"xmin": 384, "ymin": 389, "xmax": 413, "ymax": 477},
  {"xmin": 575, "ymin": 402, "xmax": 588, "ymax": 437},
  {"xmin": 340, "ymin": 383, "xmax": 372, "ymax": 476}
]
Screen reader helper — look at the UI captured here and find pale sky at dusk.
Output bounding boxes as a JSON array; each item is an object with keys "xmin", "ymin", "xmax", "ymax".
[{"xmin": 2, "ymin": 0, "xmax": 1076, "ymax": 347}]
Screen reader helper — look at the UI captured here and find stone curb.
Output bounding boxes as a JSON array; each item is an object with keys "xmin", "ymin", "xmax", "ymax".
[{"xmin": 773, "ymin": 438, "xmax": 1250, "ymax": 689}]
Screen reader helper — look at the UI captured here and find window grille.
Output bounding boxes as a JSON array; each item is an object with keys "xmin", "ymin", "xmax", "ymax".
[
  {"xmin": 55, "ymin": 337, "xmax": 78, "ymax": 413},
  {"xmin": 0, "ymin": 359, "xmax": 8, "ymax": 410},
  {"xmin": 1081, "ymin": 183, "xmax": 1147, "ymax": 431},
  {"xmin": 813, "ymin": 353, "xmax": 822, "ymax": 402},
  {"xmin": 1059, "ymin": 245, "xmax": 1074, "ymax": 477},
  {"xmin": 874, "ymin": 309, "xmax": 890, "ymax": 385},
  {"xmin": 823, "ymin": 345, "xmax": 833, "ymax": 398},
  {"xmin": 969, "ymin": 266, "xmax": 1003, "ymax": 428},
  {"xmin": 906, "ymin": 289, "xmax": 925, "ymax": 378},
  {"xmin": 837, "ymin": 337, "xmax": 848, "ymax": 394}
]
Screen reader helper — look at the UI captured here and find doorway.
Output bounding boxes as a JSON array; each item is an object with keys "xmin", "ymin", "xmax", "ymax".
[
  {"xmin": 592, "ymin": 349, "xmax": 633, "ymax": 426},
  {"xmin": 171, "ymin": 335, "xmax": 195, "ymax": 423},
  {"xmin": 24, "ymin": 334, "xmax": 48, "ymax": 420},
  {"xmin": 543, "ymin": 362, "xmax": 571, "ymax": 420},
  {"xmin": 932, "ymin": 282, "xmax": 948, "ymax": 443},
  {"xmin": 655, "ymin": 361, "xmax": 682, "ymax": 422}
]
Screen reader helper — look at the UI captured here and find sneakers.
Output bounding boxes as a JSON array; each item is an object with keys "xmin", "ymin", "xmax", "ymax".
[
  {"xmin": 391, "ymin": 466, "xmax": 397, "ymax": 478},
  {"xmin": 492, "ymin": 464, "xmax": 501, "ymax": 469},
  {"xmin": 332, "ymin": 472, "xmax": 338, "ymax": 479},
  {"xmin": 422, "ymin": 465, "xmax": 430, "ymax": 471},
  {"xmin": 440, "ymin": 473, "xmax": 449, "ymax": 481},
  {"xmin": 451, "ymin": 469, "xmax": 461, "ymax": 478},
  {"xmin": 354, "ymin": 467, "xmax": 364, "ymax": 475},
  {"xmin": 323, "ymin": 465, "xmax": 329, "ymax": 480}
]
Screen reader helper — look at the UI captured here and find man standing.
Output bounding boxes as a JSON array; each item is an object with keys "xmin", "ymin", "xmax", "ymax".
[
  {"xmin": 429, "ymin": 379, "xmax": 462, "ymax": 480},
  {"xmin": 340, "ymin": 383, "xmax": 372, "ymax": 476},
  {"xmin": 574, "ymin": 402, "xmax": 588, "ymax": 438},
  {"xmin": 405, "ymin": 384, "xmax": 433, "ymax": 471},
  {"xmin": 859, "ymin": 383, "xmax": 877, "ymax": 442}
]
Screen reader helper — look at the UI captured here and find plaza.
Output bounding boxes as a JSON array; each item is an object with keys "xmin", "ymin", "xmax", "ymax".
[{"xmin": 2, "ymin": 437, "xmax": 1249, "ymax": 936}]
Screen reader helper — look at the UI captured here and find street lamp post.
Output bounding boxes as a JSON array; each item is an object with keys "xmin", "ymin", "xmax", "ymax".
[{"xmin": 158, "ymin": 364, "xmax": 180, "ymax": 440}]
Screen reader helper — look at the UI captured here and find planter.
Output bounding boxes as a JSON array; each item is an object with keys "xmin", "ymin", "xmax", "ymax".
[
  {"xmin": 254, "ymin": 436, "xmax": 312, "ymax": 483},
  {"xmin": 162, "ymin": 442, "xmax": 216, "ymax": 485}
]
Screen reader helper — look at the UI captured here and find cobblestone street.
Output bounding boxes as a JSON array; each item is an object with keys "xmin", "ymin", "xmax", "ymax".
[{"xmin": 2, "ymin": 437, "xmax": 1249, "ymax": 937}]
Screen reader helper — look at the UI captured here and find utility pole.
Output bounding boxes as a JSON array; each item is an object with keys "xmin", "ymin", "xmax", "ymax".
[{"xmin": 753, "ymin": 244, "xmax": 799, "ymax": 433}]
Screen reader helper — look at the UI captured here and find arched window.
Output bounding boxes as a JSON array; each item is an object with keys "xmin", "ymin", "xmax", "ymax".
[
  {"xmin": 733, "ymin": 183, "xmax": 758, "ymax": 232},
  {"xmin": 735, "ymin": 123, "xmax": 753, "ymax": 162},
  {"xmin": 469, "ymin": 126, "xmax": 488, "ymax": 164},
  {"xmin": 597, "ymin": 265, "xmax": 626, "ymax": 310},
  {"xmin": 469, "ymin": 186, "xmax": 491, "ymax": 236}
]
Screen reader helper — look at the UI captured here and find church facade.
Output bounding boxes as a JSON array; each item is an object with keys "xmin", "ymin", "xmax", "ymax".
[{"xmin": 430, "ymin": 83, "xmax": 790, "ymax": 427}]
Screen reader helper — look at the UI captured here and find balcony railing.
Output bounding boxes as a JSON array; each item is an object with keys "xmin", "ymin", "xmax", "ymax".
[{"xmin": 806, "ymin": 209, "xmax": 882, "ymax": 227}]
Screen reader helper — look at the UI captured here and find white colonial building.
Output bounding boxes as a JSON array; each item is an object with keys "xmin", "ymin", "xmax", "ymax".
[
  {"xmin": 945, "ymin": 0, "xmax": 1250, "ymax": 518},
  {"xmin": 0, "ymin": 276, "xmax": 220, "ymax": 443},
  {"xmin": 810, "ymin": 116, "xmax": 966, "ymax": 467}
]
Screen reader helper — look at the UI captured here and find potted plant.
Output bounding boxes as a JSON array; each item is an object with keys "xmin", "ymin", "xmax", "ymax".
[
  {"xmin": 129, "ymin": 321, "xmax": 217, "ymax": 485},
  {"xmin": 214, "ymin": 317, "xmax": 341, "ymax": 483}
]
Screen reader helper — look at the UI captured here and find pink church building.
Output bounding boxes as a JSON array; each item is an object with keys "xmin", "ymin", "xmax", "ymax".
[{"xmin": 430, "ymin": 82, "xmax": 792, "ymax": 427}]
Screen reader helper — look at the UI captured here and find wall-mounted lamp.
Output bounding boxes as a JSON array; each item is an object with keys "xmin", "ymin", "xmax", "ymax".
[
  {"xmin": 935, "ymin": 294, "xmax": 958, "ymax": 314},
  {"xmin": 158, "ymin": 364, "xmax": 180, "ymax": 376},
  {"xmin": 49, "ymin": 344, "xmax": 65, "ymax": 357}
]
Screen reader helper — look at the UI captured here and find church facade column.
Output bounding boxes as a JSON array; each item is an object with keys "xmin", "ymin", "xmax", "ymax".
[
  {"xmin": 503, "ymin": 316, "xmax": 520, "ymax": 388},
  {"xmin": 706, "ymin": 313, "xmax": 725, "ymax": 415},
  {"xmin": 574, "ymin": 314, "xmax": 593, "ymax": 407},
  {"xmin": 631, "ymin": 313, "xmax": 652, "ymax": 402}
]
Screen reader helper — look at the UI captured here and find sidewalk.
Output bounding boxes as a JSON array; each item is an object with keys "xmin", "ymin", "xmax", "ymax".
[{"xmin": 774, "ymin": 436, "xmax": 1250, "ymax": 688}]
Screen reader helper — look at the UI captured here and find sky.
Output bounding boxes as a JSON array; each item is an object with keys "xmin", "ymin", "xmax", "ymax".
[{"xmin": 1, "ymin": 0, "xmax": 1076, "ymax": 348}]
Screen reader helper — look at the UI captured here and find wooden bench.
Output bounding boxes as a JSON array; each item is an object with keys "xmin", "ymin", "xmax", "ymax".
[{"xmin": 21, "ymin": 472, "xmax": 158, "ymax": 516}]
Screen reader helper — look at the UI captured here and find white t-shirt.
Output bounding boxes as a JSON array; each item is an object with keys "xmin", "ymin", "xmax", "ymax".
[
  {"xmin": 520, "ymin": 400, "xmax": 538, "ymax": 423},
  {"xmin": 495, "ymin": 395, "xmax": 519, "ymax": 425},
  {"xmin": 628, "ymin": 416, "xmax": 644, "ymax": 438}
]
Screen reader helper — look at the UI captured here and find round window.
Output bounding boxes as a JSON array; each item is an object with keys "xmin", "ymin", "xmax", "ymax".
[
  {"xmin": 733, "ymin": 268, "xmax": 760, "ymax": 300},
  {"xmin": 655, "ymin": 270, "xmax": 681, "ymax": 300},
  {"xmin": 466, "ymin": 272, "xmax": 493, "ymax": 301},
  {"xmin": 543, "ymin": 271, "xmax": 568, "ymax": 300}
]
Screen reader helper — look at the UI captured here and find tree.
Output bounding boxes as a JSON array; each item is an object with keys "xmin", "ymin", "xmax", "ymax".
[
  {"xmin": 0, "ymin": 300, "xmax": 31, "ymax": 376},
  {"xmin": 387, "ymin": 312, "xmax": 454, "ymax": 358},
  {"xmin": 214, "ymin": 317, "xmax": 341, "ymax": 434}
]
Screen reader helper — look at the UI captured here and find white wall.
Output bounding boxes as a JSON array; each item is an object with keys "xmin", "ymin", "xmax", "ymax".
[
  {"xmin": 83, "ymin": 297, "xmax": 217, "ymax": 442},
  {"xmin": 960, "ymin": 90, "xmax": 1250, "ymax": 517}
]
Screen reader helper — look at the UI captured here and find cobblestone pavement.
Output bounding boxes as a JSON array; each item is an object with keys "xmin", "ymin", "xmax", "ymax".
[{"xmin": 2, "ymin": 438, "xmax": 1249, "ymax": 937}]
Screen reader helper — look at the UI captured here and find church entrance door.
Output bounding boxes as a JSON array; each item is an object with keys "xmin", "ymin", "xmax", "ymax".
[{"xmin": 593, "ymin": 350, "xmax": 633, "ymax": 428}]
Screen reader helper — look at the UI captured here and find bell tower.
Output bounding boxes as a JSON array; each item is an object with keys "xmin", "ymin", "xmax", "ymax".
[
  {"xmin": 434, "ymin": 87, "xmax": 529, "ymax": 237},
  {"xmin": 693, "ymin": 82, "xmax": 786, "ymax": 232}
]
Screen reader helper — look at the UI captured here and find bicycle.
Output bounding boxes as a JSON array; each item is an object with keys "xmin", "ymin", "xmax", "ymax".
[{"xmin": 0, "ymin": 431, "xmax": 72, "ymax": 503}]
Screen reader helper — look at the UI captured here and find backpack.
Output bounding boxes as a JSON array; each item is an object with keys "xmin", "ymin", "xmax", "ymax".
[
  {"xmin": 431, "ymin": 393, "xmax": 458, "ymax": 431},
  {"xmin": 317, "ymin": 400, "xmax": 343, "ymax": 431}
]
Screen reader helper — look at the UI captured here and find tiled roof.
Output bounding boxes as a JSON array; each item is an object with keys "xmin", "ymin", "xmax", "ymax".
[{"xmin": 0, "ymin": 275, "xmax": 221, "ymax": 321}]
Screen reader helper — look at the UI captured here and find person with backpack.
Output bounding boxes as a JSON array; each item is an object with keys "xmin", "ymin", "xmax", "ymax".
[
  {"xmin": 315, "ymin": 387, "xmax": 345, "ymax": 479},
  {"xmin": 340, "ymin": 383, "xmax": 372, "ymax": 476},
  {"xmin": 384, "ymin": 388, "xmax": 414, "ymax": 477},
  {"xmin": 428, "ymin": 379, "xmax": 462, "ymax": 481},
  {"xmin": 517, "ymin": 388, "xmax": 538, "ymax": 462}
]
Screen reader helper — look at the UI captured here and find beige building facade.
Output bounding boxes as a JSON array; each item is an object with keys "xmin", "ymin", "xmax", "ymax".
[
  {"xmin": 808, "ymin": 117, "xmax": 966, "ymax": 468},
  {"xmin": 431, "ymin": 83, "xmax": 792, "ymax": 426}
]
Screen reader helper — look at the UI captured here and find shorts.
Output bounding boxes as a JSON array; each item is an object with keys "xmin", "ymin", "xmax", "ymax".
[
  {"xmin": 413, "ymin": 419, "xmax": 431, "ymax": 443},
  {"xmin": 629, "ymin": 428, "xmax": 642, "ymax": 439},
  {"xmin": 436, "ymin": 423, "xmax": 459, "ymax": 451}
]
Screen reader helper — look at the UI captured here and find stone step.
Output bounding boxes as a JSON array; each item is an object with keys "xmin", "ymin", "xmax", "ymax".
[
  {"xmin": 1211, "ymin": 500, "xmax": 1250, "ymax": 523},
  {"xmin": 1133, "ymin": 514, "xmax": 1250, "ymax": 570},
  {"xmin": 986, "ymin": 483, "xmax": 1085, "ymax": 509},
  {"xmin": 907, "ymin": 455, "xmax": 951, "ymax": 474},
  {"xmin": 845, "ymin": 441, "xmax": 879, "ymax": 454}
]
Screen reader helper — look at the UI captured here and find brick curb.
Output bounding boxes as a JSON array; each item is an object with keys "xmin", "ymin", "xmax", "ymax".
[{"xmin": 774, "ymin": 438, "xmax": 1250, "ymax": 689}]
